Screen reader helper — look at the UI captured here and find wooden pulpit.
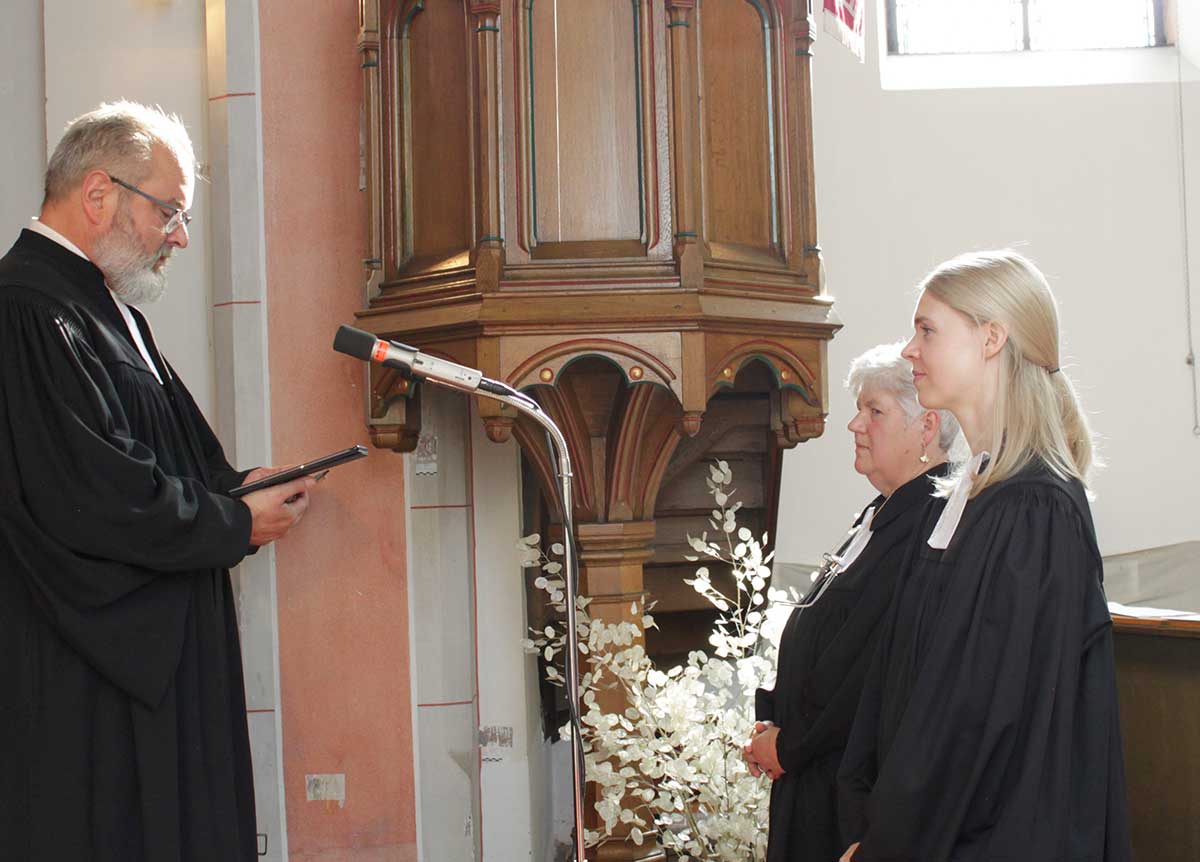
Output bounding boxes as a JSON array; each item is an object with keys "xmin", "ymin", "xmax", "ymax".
[{"xmin": 355, "ymin": 2, "xmax": 839, "ymax": 857}]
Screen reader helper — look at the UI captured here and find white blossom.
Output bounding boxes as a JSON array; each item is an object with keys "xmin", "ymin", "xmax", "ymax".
[{"xmin": 520, "ymin": 461, "xmax": 775, "ymax": 861}]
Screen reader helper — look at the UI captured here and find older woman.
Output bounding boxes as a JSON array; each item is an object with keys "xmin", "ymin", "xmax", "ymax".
[
  {"xmin": 838, "ymin": 251, "xmax": 1131, "ymax": 862},
  {"xmin": 745, "ymin": 342, "xmax": 959, "ymax": 862}
]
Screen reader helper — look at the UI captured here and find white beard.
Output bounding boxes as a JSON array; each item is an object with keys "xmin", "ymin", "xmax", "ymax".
[{"xmin": 93, "ymin": 209, "xmax": 171, "ymax": 306}]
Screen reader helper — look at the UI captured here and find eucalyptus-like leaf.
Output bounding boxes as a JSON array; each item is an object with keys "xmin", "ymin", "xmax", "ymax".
[{"xmin": 522, "ymin": 462, "xmax": 773, "ymax": 861}]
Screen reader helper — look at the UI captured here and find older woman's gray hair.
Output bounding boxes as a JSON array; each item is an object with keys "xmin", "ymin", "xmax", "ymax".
[
  {"xmin": 845, "ymin": 341, "xmax": 962, "ymax": 454},
  {"xmin": 44, "ymin": 101, "xmax": 195, "ymax": 204}
]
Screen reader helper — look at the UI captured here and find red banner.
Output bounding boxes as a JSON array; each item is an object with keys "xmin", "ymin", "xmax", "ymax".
[{"xmin": 823, "ymin": 0, "xmax": 865, "ymax": 62}]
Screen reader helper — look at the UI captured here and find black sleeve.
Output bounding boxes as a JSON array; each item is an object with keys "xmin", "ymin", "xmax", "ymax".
[
  {"xmin": 754, "ymin": 685, "xmax": 777, "ymax": 723},
  {"xmin": 0, "ymin": 293, "xmax": 251, "ymax": 575},
  {"xmin": 850, "ymin": 489, "xmax": 1100, "ymax": 862}
]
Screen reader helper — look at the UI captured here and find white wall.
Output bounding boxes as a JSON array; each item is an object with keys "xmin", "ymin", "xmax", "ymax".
[
  {"xmin": 0, "ymin": 3, "xmax": 214, "ymax": 416},
  {"xmin": 406, "ymin": 388, "xmax": 483, "ymax": 862},
  {"xmin": 0, "ymin": 2, "xmax": 45, "ymax": 238},
  {"xmin": 36, "ymin": 0, "xmax": 216, "ymax": 418},
  {"xmin": 406, "ymin": 389, "xmax": 552, "ymax": 862},
  {"xmin": 777, "ymin": 29, "xmax": 1200, "ymax": 563},
  {"xmin": 470, "ymin": 404, "xmax": 553, "ymax": 862}
]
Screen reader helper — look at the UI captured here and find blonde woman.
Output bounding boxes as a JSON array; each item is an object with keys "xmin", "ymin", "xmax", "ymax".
[{"xmin": 838, "ymin": 251, "xmax": 1131, "ymax": 862}]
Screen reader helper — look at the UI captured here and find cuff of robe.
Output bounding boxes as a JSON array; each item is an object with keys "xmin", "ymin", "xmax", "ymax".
[
  {"xmin": 231, "ymin": 497, "xmax": 255, "ymax": 561},
  {"xmin": 754, "ymin": 687, "xmax": 775, "ymax": 723},
  {"xmin": 837, "ymin": 789, "xmax": 868, "ymax": 851},
  {"xmin": 773, "ymin": 724, "xmax": 807, "ymax": 774},
  {"xmin": 213, "ymin": 467, "xmax": 254, "ymax": 496}
]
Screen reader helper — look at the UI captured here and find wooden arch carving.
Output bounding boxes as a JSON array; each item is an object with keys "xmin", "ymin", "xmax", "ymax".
[
  {"xmin": 708, "ymin": 338, "xmax": 818, "ymax": 403},
  {"xmin": 510, "ymin": 356, "xmax": 684, "ymax": 525},
  {"xmin": 509, "ymin": 338, "xmax": 679, "ymax": 397}
]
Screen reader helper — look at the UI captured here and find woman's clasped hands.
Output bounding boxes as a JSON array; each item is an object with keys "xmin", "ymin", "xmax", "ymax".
[{"xmin": 742, "ymin": 721, "xmax": 786, "ymax": 781}]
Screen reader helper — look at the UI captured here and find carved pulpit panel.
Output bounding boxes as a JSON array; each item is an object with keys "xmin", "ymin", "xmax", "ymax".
[
  {"xmin": 400, "ymin": 2, "xmax": 473, "ymax": 272},
  {"xmin": 380, "ymin": 1, "xmax": 475, "ymax": 278},
  {"xmin": 514, "ymin": 0, "xmax": 662, "ymax": 261},
  {"xmin": 700, "ymin": 0, "xmax": 779, "ymax": 256},
  {"xmin": 526, "ymin": 1, "xmax": 642, "ymax": 245}
]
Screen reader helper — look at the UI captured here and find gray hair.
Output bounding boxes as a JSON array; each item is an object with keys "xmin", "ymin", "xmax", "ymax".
[
  {"xmin": 44, "ymin": 101, "xmax": 196, "ymax": 204},
  {"xmin": 844, "ymin": 341, "xmax": 962, "ymax": 454}
]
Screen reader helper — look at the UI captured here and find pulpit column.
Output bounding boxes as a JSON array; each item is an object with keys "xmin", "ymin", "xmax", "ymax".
[
  {"xmin": 575, "ymin": 520, "xmax": 656, "ymax": 680},
  {"xmin": 574, "ymin": 521, "xmax": 665, "ymax": 862}
]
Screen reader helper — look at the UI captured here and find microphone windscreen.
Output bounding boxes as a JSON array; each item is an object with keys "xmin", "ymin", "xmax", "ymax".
[{"xmin": 333, "ymin": 325, "xmax": 378, "ymax": 361}]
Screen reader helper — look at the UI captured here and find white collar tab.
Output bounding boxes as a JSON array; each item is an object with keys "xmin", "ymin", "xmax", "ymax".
[{"xmin": 927, "ymin": 451, "xmax": 988, "ymax": 550}]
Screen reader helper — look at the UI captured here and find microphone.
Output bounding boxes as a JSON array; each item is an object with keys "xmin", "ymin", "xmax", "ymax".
[{"xmin": 333, "ymin": 324, "xmax": 507, "ymax": 395}]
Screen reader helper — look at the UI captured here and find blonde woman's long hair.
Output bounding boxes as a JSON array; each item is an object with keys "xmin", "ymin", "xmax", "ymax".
[{"xmin": 920, "ymin": 250, "xmax": 1097, "ymax": 497}]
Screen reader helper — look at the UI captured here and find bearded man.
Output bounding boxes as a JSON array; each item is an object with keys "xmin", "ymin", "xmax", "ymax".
[{"xmin": 0, "ymin": 101, "xmax": 313, "ymax": 861}]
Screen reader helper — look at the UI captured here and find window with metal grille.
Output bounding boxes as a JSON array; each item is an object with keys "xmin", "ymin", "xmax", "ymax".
[{"xmin": 886, "ymin": 0, "xmax": 1172, "ymax": 55}]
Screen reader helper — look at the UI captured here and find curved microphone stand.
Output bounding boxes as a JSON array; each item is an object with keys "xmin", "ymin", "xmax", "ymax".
[{"xmin": 479, "ymin": 383, "xmax": 588, "ymax": 862}]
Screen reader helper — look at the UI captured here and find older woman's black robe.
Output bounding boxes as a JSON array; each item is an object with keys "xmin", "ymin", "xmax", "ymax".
[
  {"xmin": 839, "ymin": 462, "xmax": 1132, "ymax": 862},
  {"xmin": 0, "ymin": 230, "xmax": 258, "ymax": 861},
  {"xmin": 756, "ymin": 465, "xmax": 947, "ymax": 862}
]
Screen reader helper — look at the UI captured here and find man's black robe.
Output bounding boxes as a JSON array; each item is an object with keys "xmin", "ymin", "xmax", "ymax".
[
  {"xmin": 839, "ymin": 461, "xmax": 1132, "ymax": 862},
  {"xmin": 756, "ymin": 465, "xmax": 947, "ymax": 862},
  {"xmin": 0, "ymin": 230, "xmax": 258, "ymax": 861}
]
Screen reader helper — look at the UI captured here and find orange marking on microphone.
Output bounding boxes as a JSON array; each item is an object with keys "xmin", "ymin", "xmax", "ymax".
[{"xmin": 371, "ymin": 341, "xmax": 389, "ymax": 362}]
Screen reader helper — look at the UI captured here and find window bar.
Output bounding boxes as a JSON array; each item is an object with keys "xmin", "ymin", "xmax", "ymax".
[
  {"xmin": 886, "ymin": 0, "xmax": 900, "ymax": 54},
  {"xmin": 1153, "ymin": 0, "xmax": 1168, "ymax": 47}
]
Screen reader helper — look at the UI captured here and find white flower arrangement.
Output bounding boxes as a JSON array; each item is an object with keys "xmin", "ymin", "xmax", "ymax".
[{"xmin": 521, "ymin": 461, "xmax": 790, "ymax": 861}]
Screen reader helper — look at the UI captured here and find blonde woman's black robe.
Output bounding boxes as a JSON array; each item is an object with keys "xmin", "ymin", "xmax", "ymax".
[
  {"xmin": 839, "ymin": 463, "xmax": 1132, "ymax": 862},
  {"xmin": 0, "ymin": 230, "xmax": 259, "ymax": 861},
  {"xmin": 756, "ymin": 465, "xmax": 947, "ymax": 862}
]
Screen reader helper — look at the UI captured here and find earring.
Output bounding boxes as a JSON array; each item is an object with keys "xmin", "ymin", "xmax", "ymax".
[{"xmin": 919, "ymin": 445, "xmax": 930, "ymax": 464}]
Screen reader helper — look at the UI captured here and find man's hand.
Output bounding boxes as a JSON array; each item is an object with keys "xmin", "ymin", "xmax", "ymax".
[
  {"xmin": 839, "ymin": 842, "xmax": 861, "ymax": 861},
  {"xmin": 749, "ymin": 723, "xmax": 785, "ymax": 781},
  {"xmin": 243, "ymin": 476, "xmax": 316, "ymax": 546}
]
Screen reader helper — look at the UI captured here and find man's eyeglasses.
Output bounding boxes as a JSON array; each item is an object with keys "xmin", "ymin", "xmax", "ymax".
[{"xmin": 108, "ymin": 175, "xmax": 192, "ymax": 235}]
